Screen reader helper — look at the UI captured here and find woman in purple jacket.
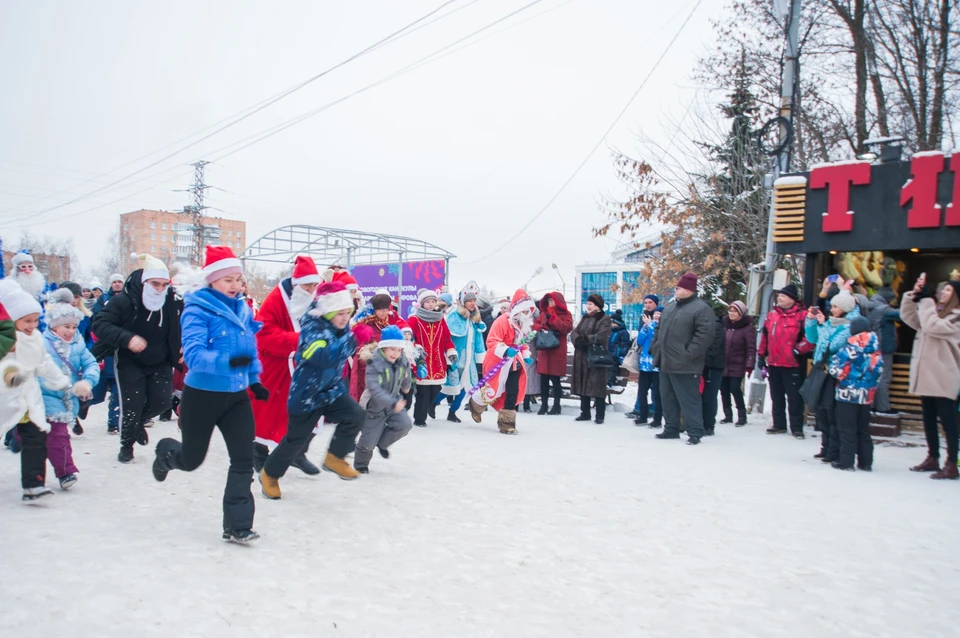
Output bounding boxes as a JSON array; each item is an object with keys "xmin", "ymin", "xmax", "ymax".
[{"xmin": 720, "ymin": 301, "xmax": 756, "ymax": 426}]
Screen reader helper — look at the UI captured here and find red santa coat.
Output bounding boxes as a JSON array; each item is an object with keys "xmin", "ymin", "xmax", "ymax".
[
  {"xmin": 474, "ymin": 313, "xmax": 530, "ymax": 411},
  {"xmin": 407, "ymin": 314, "xmax": 455, "ymax": 385},
  {"xmin": 349, "ymin": 313, "xmax": 409, "ymax": 401},
  {"xmin": 251, "ymin": 282, "xmax": 301, "ymax": 447}
]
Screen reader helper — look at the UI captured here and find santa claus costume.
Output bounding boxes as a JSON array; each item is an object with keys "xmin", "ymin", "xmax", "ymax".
[
  {"xmin": 407, "ymin": 289, "xmax": 456, "ymax": 427},
  {"xmin": 6, "ymin": 251, "xmax": 51, "ymax": 331},
  {"xmin": 251, "ymin": 255, "xmax": 323, "ymax": 475},
  {"xmin": 469, "ymin": 289, "xmax": 535, "ymax": 434},
  {"xmin": 349, "ymin": 291, "xmax": 410, "ymax": 402}
]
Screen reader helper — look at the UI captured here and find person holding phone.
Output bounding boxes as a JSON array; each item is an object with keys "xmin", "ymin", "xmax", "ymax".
[
  {"xmin": 805, "ymin": 286, "xmax": 860, "ymax": 459},
  {"xmin": 901, "ymin": 273, "xmax": 960, "ymax": 480}
]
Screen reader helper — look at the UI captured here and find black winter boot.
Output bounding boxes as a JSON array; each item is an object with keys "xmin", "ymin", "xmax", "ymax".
[
  {"xmin": 575, "ymin": 397, "xmax": 591, "ymax": 421},
  {"xmin": 523, "ymin": 397, "xmax": 532, "ymax": 413},
  {"xmin": 447, "ymin": 410, "xmax": 462, "ymax": 423},
  {"xmin": 735, "ymin": 413, "xmax": 748, "ymax": 427},
  {"xmin": 253, "ymin": 442, "xmax": 269, "ymax": 473},
  {"xmin": 538, "ymin": 392, "xmax": 549, "ymax": 415},
  {"xmin": 594, "ymin": 400, "xmax": 606, "ymax": 425},
  {"xmin": 291, "ymin": 434, "xmax": 320, "ymax": 476}
]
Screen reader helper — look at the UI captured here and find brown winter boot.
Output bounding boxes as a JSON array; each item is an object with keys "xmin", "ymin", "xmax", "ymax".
[
  {"xmin": 910, "ymin": 455, "xmax": 941, "ymax": 472},
  {"xmin": 497, "ymin": 409, "xmax": 518, "ymax": 435},
  {"xmin": 322, "ymin": 452, "xmax": 360, "ymax": 480},
  {"xmin": 259, "ymin": 468, "xmax": 281, "ymax": 500},
  {"xmin": 931, "ymin": 463, "xmax": 959, "ymax": 480},
  {"xmin": 468, "ymin": 397, "xmax": 486, "ymax": 424}
]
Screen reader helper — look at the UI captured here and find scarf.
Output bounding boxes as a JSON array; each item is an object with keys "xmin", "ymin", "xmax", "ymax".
[
  {"xmin": 416, "ymin": 307, "xmax": 444, "ymax": 323},
  {"xmin": 829, "ymin": 316, "xmax": 850, "ymax": 328},
  {"xmin": 142, "ymin": 286, "xmax": 166, "ymax": 312},
  {"xmin": 82, "ymin": 298, "xmax": 97, "ymax": 311}
]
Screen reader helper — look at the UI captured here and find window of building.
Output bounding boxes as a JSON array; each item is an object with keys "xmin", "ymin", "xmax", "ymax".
[
  {"xmin": 150, "ymin": 233, "xmax": 156, "ymax": 240},
  {"xmin": 123, "ymin": 224, "xmax": 128, "ymax": 231},
  {"xmin": 237, "ymin": 232, "xmax": 242, "ymax": 238},
  {"xmin": 150, "ymin": 245, "xmax": 156, "ymax": 252},
  {"xmin": 161, "ymin": 246, "xmax": 167, "ymax": 253},
  {"xmin": 161, "ymin": 223, "xmax": 167, "ymax": 230},
  {"xmin": 150, "ymin": 222, "xmax": 156, "ymax": 229},
  {"xmin": 161, "ymin": 235, "xmax": 166, "ymax": 241},
  {"xmin": 580, "ymin": 272, "xmax": 618, "ymax": 315},
  {"xmin": 228, "ymin": 230, "xmax": 233, "ymax": 237}
]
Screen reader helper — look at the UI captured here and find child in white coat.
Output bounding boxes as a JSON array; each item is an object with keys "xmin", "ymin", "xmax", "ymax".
[{"xmin": 0, "ymin": 286, "xmax": 72, "ymax": 501}]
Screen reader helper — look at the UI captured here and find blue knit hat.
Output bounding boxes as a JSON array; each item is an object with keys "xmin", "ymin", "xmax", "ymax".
[
  {"xmin": 439, "ymin": 292, "xmax": 454, "ymax": 307},
  {"xmin": 379, "ymin": 325, "xmax": 406, "ymax": 349},
  {"xmin": 644, "ymin": 294, "xmax": 660, "ymax": 305},
  {"xmin": 655, "ymin": 305, "xmax": 664, "ymax": 313}
]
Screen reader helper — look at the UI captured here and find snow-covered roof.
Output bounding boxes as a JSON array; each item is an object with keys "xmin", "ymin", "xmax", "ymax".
[
  {"xmin": 775, "ymin": 175, "xmax": 807, "ymax": 186},
  {"xmin": 863, "ymin": 136, "xmax": 905, "ymax": 146}
]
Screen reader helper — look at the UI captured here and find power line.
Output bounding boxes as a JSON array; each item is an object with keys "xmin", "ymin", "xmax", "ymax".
[
  {"xmin": 456, "ymin": 0, "xmax": 703, "ymax": 266},
  {"xmin": 207, "ymin": 0, "xmax": 548, "ymax": 162},
  {"xmin": 1, "ymin": 0, "xmax": 465, "ymax": 222}
]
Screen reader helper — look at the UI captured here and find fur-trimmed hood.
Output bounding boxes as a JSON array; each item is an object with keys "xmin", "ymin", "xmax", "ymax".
[
  {"xmin": 456, "ymin": 303, "xmax": 483, "ymax": 323},
  {"xmin": 358, "ymin": 341, "xmax": 379, "ymax": 363}
]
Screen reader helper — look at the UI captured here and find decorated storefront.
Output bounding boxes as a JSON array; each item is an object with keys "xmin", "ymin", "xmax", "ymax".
[{"xmin": 773, "ymin": 153, "xmax": 960, "ymax": 432}]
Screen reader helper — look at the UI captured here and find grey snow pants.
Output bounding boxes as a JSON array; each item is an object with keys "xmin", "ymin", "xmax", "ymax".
[{"xmin": 354, "ymin": 408, "xmax": 413, "ymax": 470}]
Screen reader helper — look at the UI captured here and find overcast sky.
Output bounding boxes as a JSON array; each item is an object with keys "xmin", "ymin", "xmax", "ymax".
[{"xmin": 0, "ymin": 0, "xmax": 724, "ymax": 297}]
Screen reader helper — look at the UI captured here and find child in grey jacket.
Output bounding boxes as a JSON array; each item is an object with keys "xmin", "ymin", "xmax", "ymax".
[{"xmin": 355, "ymin": 326, "xmax": 413, "ymax": 473}]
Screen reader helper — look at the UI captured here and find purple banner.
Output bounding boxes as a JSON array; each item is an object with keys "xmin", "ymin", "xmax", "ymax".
[{"xmin": 351, "ymin": 260, "xmax": 446, "ymax": 316}]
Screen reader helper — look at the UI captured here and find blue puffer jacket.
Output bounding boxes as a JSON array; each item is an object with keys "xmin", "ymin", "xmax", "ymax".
[
  {"xmin": 828, "ymin": 331, "xmax": 883, "ymax": 405},
  {"xmin": 805, "ymin": 306, "xmax": 861, "ymax": 364},
  {"xmin": 40, "ymin": 328, "xmax": 100, "ymax": 423},
  {"xmin": 288, "ymin": 304, "xmax": 357, "ymax": 416},
  {"xmin": 181, "ymin": 288, "xmax": 262, "ymax": 393},
  {"xmin": 636, "ymin": 321, "xmax": 659, "ymax": 372}
]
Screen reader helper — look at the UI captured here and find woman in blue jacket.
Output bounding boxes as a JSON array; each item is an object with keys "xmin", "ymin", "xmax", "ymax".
[
  {"xmin": 634, "ymin": 307, "xmax": 662, "ymax": 428},
  {"xmin": 152, "ymin": 247, "xmax": 269, "ymax": 545},
  {"xmin": 805, "ymin": 288, "xmax": 860, "ymax": 461}
]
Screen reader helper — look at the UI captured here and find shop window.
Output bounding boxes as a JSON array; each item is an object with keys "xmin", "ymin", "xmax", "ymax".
[{"xmin": 621, "ymin": 271, "xmax": 644, "ymax": 331}]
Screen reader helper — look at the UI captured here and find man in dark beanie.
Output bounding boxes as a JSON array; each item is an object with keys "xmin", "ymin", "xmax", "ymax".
[
  {"xmin": 757, "ymin": 282, "xmax": 807, "ymax": 437},
  {"xmin": 650, "ymin": 272, "xmax": 715, "ymax": 445}
]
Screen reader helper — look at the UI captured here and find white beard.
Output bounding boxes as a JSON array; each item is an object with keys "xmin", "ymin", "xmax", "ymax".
[
  {"xmin": 15, "ymin": 330, "xmax": 45, "ymax": 370},
  {"xmin": 142, "ymin": 286, "xmax": 166, "ymax": 312},
  {"xmin": 14, "ymin": 270, "xmax": 46, "ymax": 299},
  {"xmin": 512, "ymin": 311, "xmax": 534, "ymax": 338},
  {"xmin": 289, "ymin": 285, "xmax": 315, "ymax": 326}
]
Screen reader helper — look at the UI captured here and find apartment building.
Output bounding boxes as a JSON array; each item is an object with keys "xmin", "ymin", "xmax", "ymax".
[{"xmin": 119, "ymin": 209, "xmax": 247, "ymax": 274}]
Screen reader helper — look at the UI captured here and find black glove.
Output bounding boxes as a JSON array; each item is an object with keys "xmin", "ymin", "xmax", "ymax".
[
  {"xmin": 574, "ymin": 337, "xmax": 587, "ymax": 349},
  {"xmin": 249, "ymin": 382, "xmax": 270, "ymax": 402},
  {"xmin": 914, "ymin": 286, "xmax": 934, "ymax": 301},
  {"xmin": 757, "ymin": 355, "xmax": 767, "ymax": 370},
  {"xmin": 229, "ymin": 355, "xmax": 253, "ymax": 368}
]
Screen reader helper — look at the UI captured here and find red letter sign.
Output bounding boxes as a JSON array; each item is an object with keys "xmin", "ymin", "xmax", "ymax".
[
  {"xmin": 810, "ymin": 162, "xmax": 872, "ymax": 232},
  {"xmin": 900, "ymin": 152, "xmax": 945, "ymax": 228},
  {"xmin": 947, "ymin": 155, "xmax": 960, "ymax": 227}
]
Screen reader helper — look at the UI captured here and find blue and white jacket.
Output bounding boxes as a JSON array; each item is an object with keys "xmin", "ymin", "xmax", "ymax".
[
  {"xmin": 805, "ymin": 306, "xmax": 861, "ymax": 364},
  {"xmin": 288, "ymin": 303, "xmax": 357, "ymax": 416},
  {"xmin": 181, "ymin": 288, "xmax": 262, "ymax": 393},
  {"xmin": 828, "ymin": 331, "xmax": 883, "ymax": 405},
  {"xmin": 443, "ymin": 305, "xmax": 486, "ymax": 394},
  {"xmin": 636, "ymin": 321, "xmax": 659, "ymax": 373},
  {"xmin": 40, "ymin": 327, "xmax": 100, "ymax": 423}
]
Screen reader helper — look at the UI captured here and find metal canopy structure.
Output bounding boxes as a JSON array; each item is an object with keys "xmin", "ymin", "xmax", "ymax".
[{"xmin": 240, "ymin": 225, "xmax": 455, "ymax": 287}]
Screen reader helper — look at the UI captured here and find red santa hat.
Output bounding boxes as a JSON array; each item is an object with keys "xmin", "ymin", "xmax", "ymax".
[
  {"xmin": 332, "ymin": 270, "xmax": 359, "ymax": 291},
  {"xmin": 291, "ymin": 255, "xmax": 321, "ymax": 285},
  {"xmin": 202, "ymin": 245, "xmax": 243, "ymax": 283},
  {"xmin": 509, "ymin": 288, "xmax": 535, "ymax": 317},
  {"xmin": 309, "ymin": 281, "xmax": 355, "ymax": 318}
]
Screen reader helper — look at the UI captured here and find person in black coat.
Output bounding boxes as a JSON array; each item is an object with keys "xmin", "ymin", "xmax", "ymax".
[
  {"xmin": 702, "ymin": 313, "xmax": 727, "ymax": 436},
  {"xmin": 92, "ymin": 256, "xmax": 182, "ymax": 463}
]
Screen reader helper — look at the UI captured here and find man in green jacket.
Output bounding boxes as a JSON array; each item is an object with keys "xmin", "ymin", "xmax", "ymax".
[{"xmin": 650, "ymin": 272, "xmax": 716, "ymax": 445}]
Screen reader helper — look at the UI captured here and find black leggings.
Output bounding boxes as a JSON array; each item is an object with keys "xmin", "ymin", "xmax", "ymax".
[
  {"xmin": 503, "ymin": 367, "xmax": 521, "ymax": 411},
  {"xmin": 157, "ymin": 386, "xmax": 255, "ymax": 532},
  {"xmin": 413, "ymin": 385, "xmax": 442, "ymax": 424},
  {"xmin": 540, "ymin": 375, "xmax": 562, "ymax": 404},
  {"xmin": 921, "ymin": 396, "xmax": 959, "ymax": 463},
  {"xmin": 720, "ymin": 376, "xmax": 746, "ymax": 420}
]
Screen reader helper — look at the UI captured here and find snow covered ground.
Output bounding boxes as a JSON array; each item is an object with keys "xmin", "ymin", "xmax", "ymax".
[{"xmin": 2, "ymin": 399, "xmax": 958, "ymax": 638}]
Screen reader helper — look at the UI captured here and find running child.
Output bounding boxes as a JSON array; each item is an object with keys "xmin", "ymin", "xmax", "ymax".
[
  {"xmin": 355, "ymin": 325, "xmax": 413, "ymax": 473},
  {"xmin": 41, "ymin": 289, "xmax": 100, "ymax": 490},
  {"xmin": 260, "ymin": 281, "xmax": 365, "ymax": 499}
]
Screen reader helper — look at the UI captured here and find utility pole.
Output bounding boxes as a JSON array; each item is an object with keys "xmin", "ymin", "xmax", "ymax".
[
  {"xmin": 749, "ymin": 0, "xmax": 801, "ymax": 411},
  {"xmin": 183, "ymin": 160, "xmax": 211, "ymax": 266}
]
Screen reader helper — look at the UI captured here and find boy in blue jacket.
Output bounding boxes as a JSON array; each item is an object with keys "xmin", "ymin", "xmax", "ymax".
[
  {"xmin": 828, "ymin": 316, "xmax": 883, "ymax": 472},
  {"xmin": 152, "ymin": 247, "xmax": 268, "ymax": 544},
  {"xmin": 261, "ymin": 281, "xmax": 365, "ymax": 499}
]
